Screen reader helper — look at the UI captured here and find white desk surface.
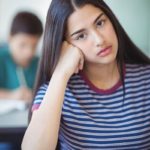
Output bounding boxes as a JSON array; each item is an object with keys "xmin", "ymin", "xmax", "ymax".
[
  {"xmin": 0, "ymin": 99, "xmax": 29, "ymax": 128},
  {"xmin": 0, "ymin": 109, "xmax": 28, "ymax": 128}
]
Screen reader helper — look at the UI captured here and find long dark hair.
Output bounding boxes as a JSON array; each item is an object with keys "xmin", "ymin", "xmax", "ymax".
[
  {"xmin": 29, "ymin": 0, "xmax": 150, "ymax": 149},
  {"xmin": 30, "ymin": 0, "xmax": 150, "ymax": 119}
]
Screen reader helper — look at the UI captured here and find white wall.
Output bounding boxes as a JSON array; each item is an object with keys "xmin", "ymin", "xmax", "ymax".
[
  {"xmin": 105, "ymin": 0, "xmax": 150, "ymax": 55},
  {"xmin": 0, "ymin": 0, "xmax": 51, "ymax": 42},
  {"xmin": 0, "ymin": 0, "xmax": 149, "ymax": 55}
]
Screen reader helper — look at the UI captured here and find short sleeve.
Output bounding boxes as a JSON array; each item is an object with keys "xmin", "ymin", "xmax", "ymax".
[{"xmin": 32, "ymin": 83, "xmax": 48, "ymax": 112}]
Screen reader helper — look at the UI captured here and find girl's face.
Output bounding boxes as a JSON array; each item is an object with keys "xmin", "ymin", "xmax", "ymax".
[{"xmin": 67, "ymin": 4, "xmax": 118, "ymax": 66}]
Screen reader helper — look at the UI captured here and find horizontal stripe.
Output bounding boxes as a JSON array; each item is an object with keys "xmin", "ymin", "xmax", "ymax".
[{"xmin": 33, "ymin": 64, "xmax": 150, "ymax": 149}]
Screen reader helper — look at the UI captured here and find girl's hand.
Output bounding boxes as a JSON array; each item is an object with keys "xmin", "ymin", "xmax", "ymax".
[{"xmin": 54, "ymin": 41, "xmax": 84, "ymax": 78}]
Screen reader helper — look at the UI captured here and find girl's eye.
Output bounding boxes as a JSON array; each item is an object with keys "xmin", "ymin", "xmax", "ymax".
[
  {"xmin": 97, "ymin": 19, "xmax": 105, "ymax": 27},
  {"xmin": 75, "ymin": 33, "xmax": 87, "ymax": 41}
]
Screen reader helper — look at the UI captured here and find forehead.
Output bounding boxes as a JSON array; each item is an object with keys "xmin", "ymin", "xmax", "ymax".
[
  {"xmin": 12, "ymin": 33, "xmax": 39, "ymax": 42},
  {"xmin": 67, "ymin": 4, "xmax": 104, "ymax": 33}
]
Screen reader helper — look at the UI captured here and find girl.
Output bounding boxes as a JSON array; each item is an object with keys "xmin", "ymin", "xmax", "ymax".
[{"xmin": 22, "ymin": 0, "xmax": 150, "ymax": 149}]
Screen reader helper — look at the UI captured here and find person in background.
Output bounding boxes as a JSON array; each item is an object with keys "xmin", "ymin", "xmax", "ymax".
[
  {"xmin": 0, "ymin": 11, "xmax": 43, "ymax": 102},
  {"xmin": 0, "ymin": 11, "xmax": 43, "ymax": 150}
]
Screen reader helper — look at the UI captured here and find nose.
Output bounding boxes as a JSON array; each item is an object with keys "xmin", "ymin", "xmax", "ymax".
[{"xmin": 91, "ymin": 30, "xmax": 105, "ymax": 47}]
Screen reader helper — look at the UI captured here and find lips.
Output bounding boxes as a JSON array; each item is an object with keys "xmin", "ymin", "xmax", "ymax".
[{"xmin": 97, "ymin": 46, "xmax": 112, "ymax": 57}]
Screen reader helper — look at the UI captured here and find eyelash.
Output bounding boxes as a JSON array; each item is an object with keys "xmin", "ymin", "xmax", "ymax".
[
  {"xmin": 96, "ymin": 19, "xmax": 106, "ymax": 27},
  {"xmin": 74, "ymin": 19, "xmax": 106, "ymax": 41},
  {"xmin": 75, "ymin": 33, "xmax": 87, "ymax": 41}
]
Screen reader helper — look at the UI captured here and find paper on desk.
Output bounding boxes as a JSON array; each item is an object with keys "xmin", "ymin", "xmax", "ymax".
[{"xmin": 0, "ymin": 99, "xmax": 27, "ymax": 115}]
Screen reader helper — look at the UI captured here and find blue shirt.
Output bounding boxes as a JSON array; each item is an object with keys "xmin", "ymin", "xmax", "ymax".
[
  {"xmin": 32, "ymin": 64, "xmax": 150, "ymax": 149},
  {"xmin": 0, "ymin": 44, "xmax": 39, "ymax": 89}
]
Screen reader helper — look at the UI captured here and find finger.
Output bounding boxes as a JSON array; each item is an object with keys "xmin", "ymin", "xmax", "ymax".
[
  {"xmin": 79, "ymin": 57, "xmax": 84, "ymax": 70},
  {"xmin": 74, "ymin": 67, "xmax": 79, "ymax": 74},
  {"xmin": 61, "ymin": 41, "xmax": 69, "ymax": 54},
  {"xmin": 65, "ymin": 40, "xmax": 71, "ymax": 45}
]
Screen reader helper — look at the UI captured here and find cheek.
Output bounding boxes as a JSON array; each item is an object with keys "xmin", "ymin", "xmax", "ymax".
[
  {"xmin": 105, "ymin": 25, "xmax": 118, "ymax": 45},
  {"xmin": 73, "ymin": 40, "xmax": 92, "ymax": 55},
  {"xmin": 75, "ymin": 42, "xmax": 95, "ymax": 62},
  {"xmin": 17, "ymin": 46, "xmax": 25, "ymax": 54},
  {"xmin": 13, "ymin": 45, "xmax": 23, "ymax": 57},
  {"xmin": 16, "ymin": 45, "xmax": 29, "ymax": 59},
  {"xmin": 71, "ymin": 40, "xmax": 96, "ymax": 62},
  {"xmin": 13, "ymin": 41, "xmax": 23, "ymax": 51}
]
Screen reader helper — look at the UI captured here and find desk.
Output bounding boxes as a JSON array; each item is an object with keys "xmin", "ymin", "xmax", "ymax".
[
  {"xmin": 0, "ymin": 108, "xmax": 28, "ymax": 145},
  {"xmin": 0, "ymin": 103, "xmax": 60, "ymax": 150}
]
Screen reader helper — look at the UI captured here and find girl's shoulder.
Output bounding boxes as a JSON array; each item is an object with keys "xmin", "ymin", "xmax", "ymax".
[
  {"xmin": 33, "ymin": 83, "xmax": 49, "ymax": 100},
  {"xmin": 126, "ymin": 63, "xmax": 150, "ymax": 72},
  {"xmin": 37, "ymin": 82, "xmax": 49, "ymax": 92},
  {"xmin": 32, "ymin": 82, "xmax": 49, "ymax": 111},
  {"xmin": 125, "ymin": 63, "xmax": 150, "ymax": 80}
]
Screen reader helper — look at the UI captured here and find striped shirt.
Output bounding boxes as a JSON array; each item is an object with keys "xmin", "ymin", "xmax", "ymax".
[{"xmin": 32, "ymin": 64, "xmax": 150, "ymax": 149}]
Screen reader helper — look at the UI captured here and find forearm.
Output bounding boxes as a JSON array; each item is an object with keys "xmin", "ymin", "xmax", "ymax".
[
  {"xmin": 0, "ymin": 89, "xmax": 14, "ymax": 99},
  {"xmin": 22, "ymin": 72, "xmax": 70, "ymax": 150}
]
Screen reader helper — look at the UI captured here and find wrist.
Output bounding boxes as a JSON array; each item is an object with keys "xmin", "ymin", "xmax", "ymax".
[{"xmin": 53, "ymin": 68, "xmax": 72, "ymax": 81}]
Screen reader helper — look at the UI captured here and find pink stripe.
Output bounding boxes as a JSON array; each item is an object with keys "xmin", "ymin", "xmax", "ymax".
[
  {"xmin": 32, "ymin": 104, "xmax": 40, "ymax": 112},
  {"xmin": 79, "ymin": 64, "xmax": 126, "ymax": 95}
]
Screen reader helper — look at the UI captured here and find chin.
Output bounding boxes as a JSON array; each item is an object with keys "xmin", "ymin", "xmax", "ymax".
[
  {"xmin": 19, "ymin": 61, "xmax": 30, "ymax": 68},
  {"xmin": 95, "ymin": 55, "xmax": 116, "ymax": 65}
]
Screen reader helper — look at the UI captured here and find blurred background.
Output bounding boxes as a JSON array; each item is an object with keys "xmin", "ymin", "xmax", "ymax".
[
  {"xmin": 0, "ymin": 0, "xmax": 150, "ymax": 55},
  {"xmin": 0, "ymin": 0, "xmax": 149, "ymax": 150}
]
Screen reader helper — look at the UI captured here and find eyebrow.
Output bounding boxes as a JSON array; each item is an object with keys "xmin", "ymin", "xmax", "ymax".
[{"xmin": 70, "ymin": 13, "xmax": 104, "ymax": 37}]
